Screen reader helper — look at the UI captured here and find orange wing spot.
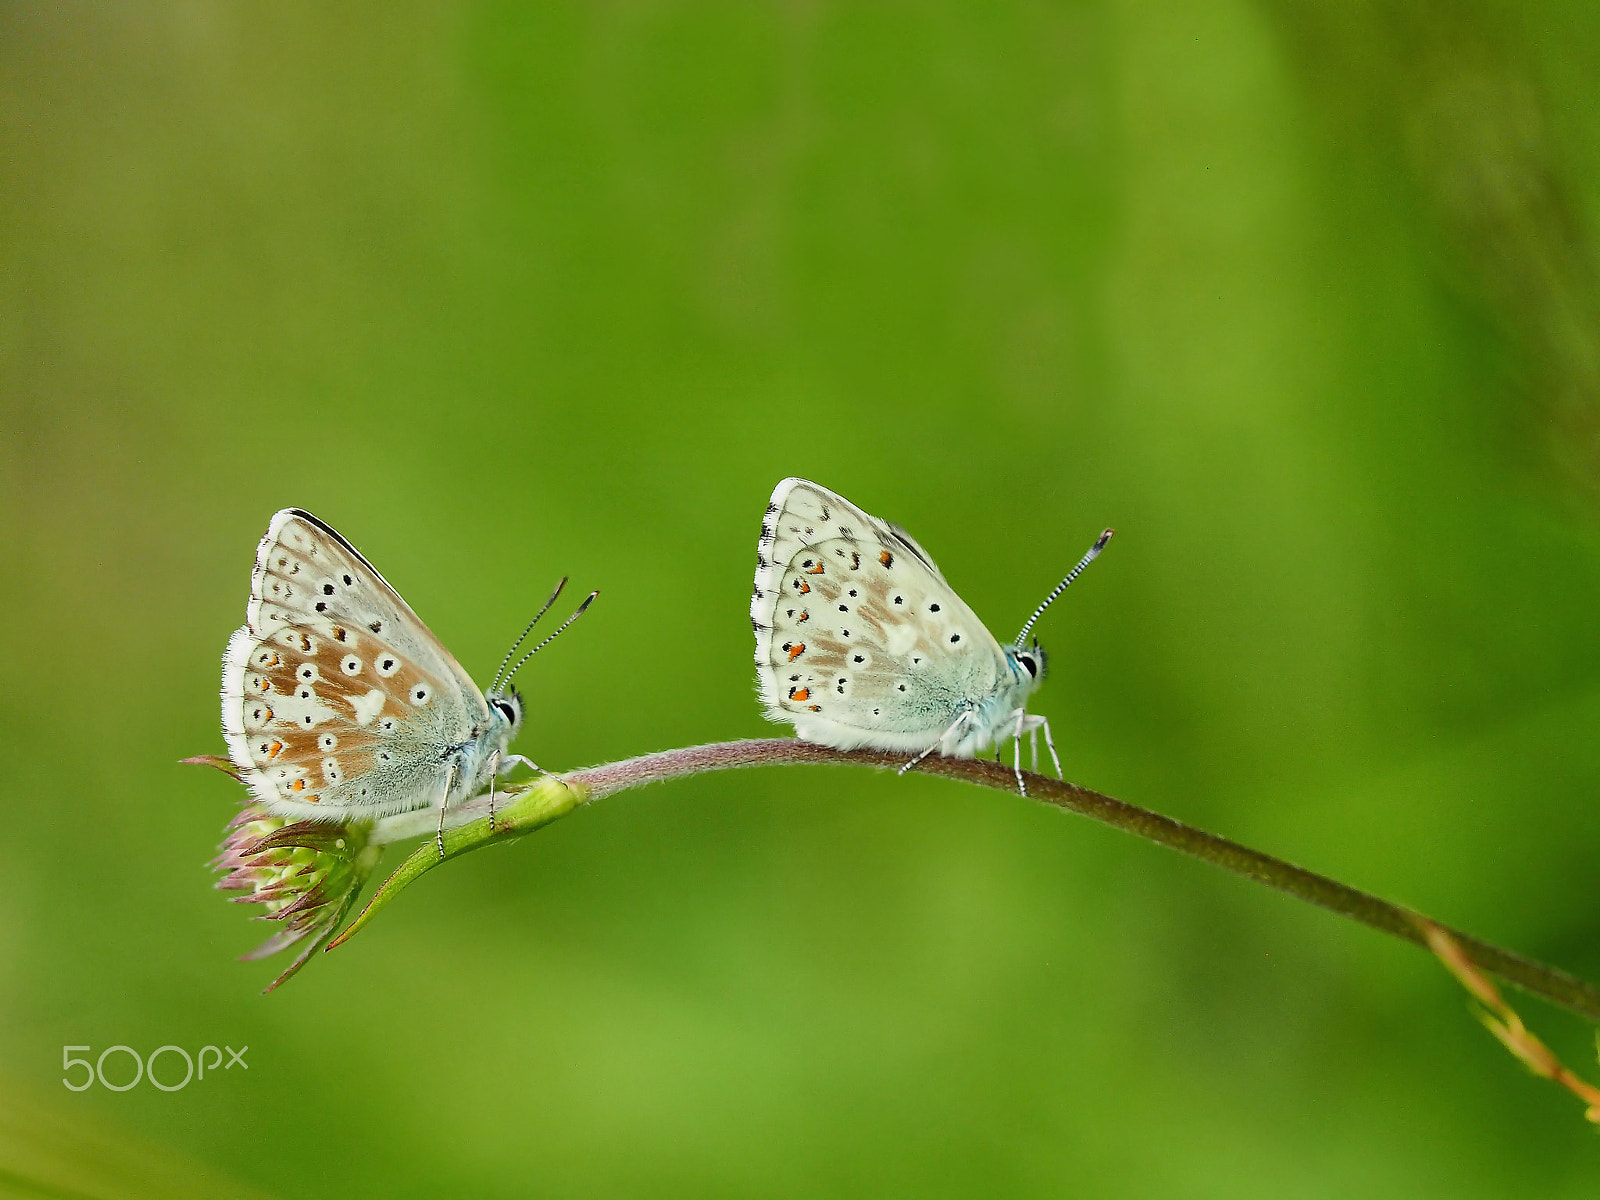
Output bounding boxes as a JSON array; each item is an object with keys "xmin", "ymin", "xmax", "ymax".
[
  {"xmin": 265, "ymin": 653, "xmax": 280, "ymax": 667},
  {"xmin": 787, "ymin": 643, "xmax": 806, "ymax": 662},
  {"xmin": 790, "ymin": 687, "xmax": 810, "ymax": 702},
  {"xmin": 297, "ymin": 634, "xmax": 312, "ymax": 652},
  {"xmin": 306, "ymin": 794, "xmax": 320, "ymax": 803},
  {"xmin": 797, "ymin": 581, "xmax": 811, "ymax": 594},
  {"xmin": 807, "ymin": 705, "xmax": 821, "ymax": 712},
  {"xmin": 796, "ymin": 610, "xmax": 810, "ymax": 623},
  {"xmin": 879, "ymin": 550, "xmax": 894, "ymax": 567},
  {"xmin": 290, "ymin": 779, "xmax": 306, "ymax": 792},
  {"xmin": 806, "ymin": 562, "xmax": 824, "ymax": 574},
  {"xmin": 266, "ymin": 741, "xmax": 284, "ymax": 759}
]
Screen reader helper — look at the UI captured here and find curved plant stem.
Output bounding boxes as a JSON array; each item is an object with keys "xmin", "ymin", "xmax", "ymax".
[{"xmin": 356, "ymin": 738, "xmax": 1600, "ymax": 1023}]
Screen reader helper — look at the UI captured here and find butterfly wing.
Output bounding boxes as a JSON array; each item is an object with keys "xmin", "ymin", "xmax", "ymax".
[
  {"xmin": 221, "ymin": 509, "xmax": 491, "ymax": 821},
  {"xmin": 751, "ymin": 479, "xmax": 1010, "ymax": 753}
]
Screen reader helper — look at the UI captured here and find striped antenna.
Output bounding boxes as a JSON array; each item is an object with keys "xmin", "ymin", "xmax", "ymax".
[
  {"xmin": 501, "ymin": 591, "xmax": 600, "ymax": 688},
  {"xmin": 491, "ymin": 577, "xmax": 567, "ymax": 694},
  {"xmin": 1013, "ymin": 529, "xmax": 1113, "ymax": 649}
]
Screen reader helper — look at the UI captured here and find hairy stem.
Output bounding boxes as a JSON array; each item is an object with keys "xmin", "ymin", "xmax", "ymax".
[{"xmin": 366, "ymin": 738, "xmax": 1600, "ymax": 1022}]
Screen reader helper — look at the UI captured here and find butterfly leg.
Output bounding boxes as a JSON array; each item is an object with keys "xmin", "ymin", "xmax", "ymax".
[
  {"xmin": 501, "ymin": 753, "xmax": 547, "ymax": 776},
  {"xmin": 1036, "ymin": 714, "xmax": 1063, "ymax": 779},
  {"xmin": 486, "ymin": 751, "xmax": 500, "ymax": 834},
  {"xmin": 1009, "ymin": 707, "xmax": 1030, "ymax": 796},
  {"xmin": 435, "ymin": 760, "xmax": 461, "ymax": 860},
  {"xmin": 489, "ymin": 754, "xmax": 551, "ymax": 834},
  {"xmin": 898, "ymin": 709, "xmax": 973, "ymax": 777}
]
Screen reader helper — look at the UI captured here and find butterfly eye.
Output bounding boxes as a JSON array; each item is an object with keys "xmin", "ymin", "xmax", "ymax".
[
  {"xmin": 1021, "ymin": 656, "xmax": 1038, "ymax": 678},
  {"xmin": 491, "ymin": 698, "xmax": 518, "ymax": 725}
]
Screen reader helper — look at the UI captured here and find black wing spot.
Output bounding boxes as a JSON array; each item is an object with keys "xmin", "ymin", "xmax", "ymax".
[
  {"xmin": 930, "ymin": 603, "xmax": 941, "ymax": 613},
  {"xmin": 853, "ymin": 655, "xmax": 863, "ymax": 663},
  {"xmin": 950, "ymin": 634, "xmax": 961, "ymax": 644},
  {"xmin": 369, "ymin": 620, "xmax": 383, "ymax": 633}
]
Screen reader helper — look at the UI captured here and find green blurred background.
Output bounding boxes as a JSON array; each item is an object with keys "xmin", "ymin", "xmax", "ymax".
[{"xmin": 5, "ymin": 2, "xmax": 1600, "ymax": 1196}]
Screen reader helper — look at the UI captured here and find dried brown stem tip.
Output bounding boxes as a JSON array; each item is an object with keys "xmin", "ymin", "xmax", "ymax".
[{"xmin": 1415, "ymin": 917, "xmax": 1600, "ymax": 1123}]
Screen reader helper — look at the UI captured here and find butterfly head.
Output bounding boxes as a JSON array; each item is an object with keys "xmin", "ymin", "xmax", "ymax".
[
  {"xmin": 1015, "ymin": 641, "xmax": 1048, "ymax": 683},
  {"xmin": 1006, "ymin": 640, "xmax": 1048, "ymax": 693},
  {"xmin": 486, "ymin": 684, "xmax": 524, "ymax": 740}
]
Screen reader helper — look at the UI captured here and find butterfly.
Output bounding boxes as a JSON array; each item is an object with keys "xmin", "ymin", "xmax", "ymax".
[
  {"xmin": 750, "ymin": 479, "xmax": 1111, "ymax": 794},
  {"xmin": 220, "ymin": 509, "xmax": 595, "ymax": 854}
]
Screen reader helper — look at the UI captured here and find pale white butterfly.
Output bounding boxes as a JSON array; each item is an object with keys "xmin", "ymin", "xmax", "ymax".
[
  {"xmin": 750, "ymin": 479, "xmax": 1111, "ymax": 794},
  {"xmin": 220, "ymin": 509, "xmax": 596, "ymax": 854}
]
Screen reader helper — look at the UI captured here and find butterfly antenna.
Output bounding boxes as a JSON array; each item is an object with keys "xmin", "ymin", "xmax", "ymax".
[
  {"xmin": 502, "ymin": 591, "xmax": 600, "ymax": 686},
  {"xmin": 1013, "ymin": 529, "xmax": 1114, "ymax": 649},
  {"xmin": 491, "ymin": 577, "xmax": 568, "ymax": 693}
]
